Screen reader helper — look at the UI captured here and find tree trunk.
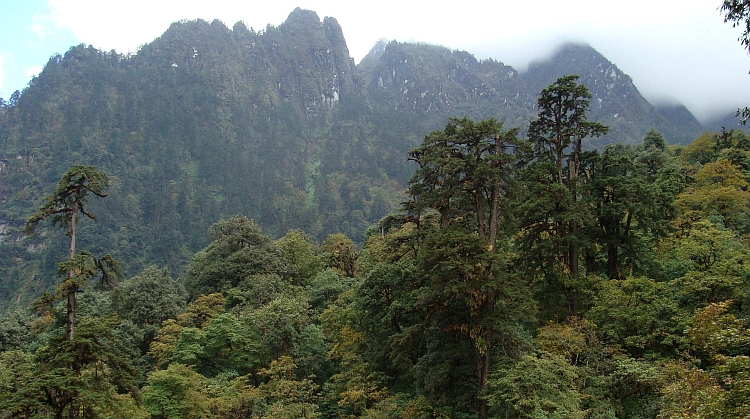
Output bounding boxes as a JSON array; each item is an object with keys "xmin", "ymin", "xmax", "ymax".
[
  {"xmin": 67, "ymin": 202, "xmax": 77, "ymax": 341},
  {"xmin": 66, "ymin": 289, "xmax": 76, "ymax": 341},
  {"xmin": 475, "ymin": 187, "xmax": 485, "ymax": 239},
  {"xmin": 607, "ymin": 243, "xmax": 619, "ymax": 279},
  {"xmin": 476, "ymin": 281, "xmax": 496, "ymax": 419},
  {"xmin": 488, "ymin": 134, "xmax": 501, "ymax": 250},
  {"xmin": 476, "ymin": 331, "xmax": 492, "ymax": 419}
]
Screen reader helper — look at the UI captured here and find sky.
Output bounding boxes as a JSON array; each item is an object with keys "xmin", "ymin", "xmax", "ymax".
[{"xmin": 1, "ymin": 0, "xmax": 749, "ymax": 124}]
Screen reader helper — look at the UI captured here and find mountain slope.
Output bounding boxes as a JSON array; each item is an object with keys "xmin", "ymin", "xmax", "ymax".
[
  {"xmin": 522, "ymin": 43, "xmax": 702, "ymax": 146},
  {"xmin": 360, "ymin": 41, "xmax": 533, "ymax": 130},
  {"xmin": 0, "ymin": 10, "xmax": 409, "ymax": 309},
  {"xmin": 654, "ymin": 103, "xmax": 705, "ymax": 143},
  {"xmin": 0, "ymin": 10, "xmax": 707, "ymax": 311}
]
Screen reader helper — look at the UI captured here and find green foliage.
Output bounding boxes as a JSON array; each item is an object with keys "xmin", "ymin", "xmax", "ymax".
[
  {"xmin": 169, "ymin": 312, "xmax": 261, "ymax": 378},
  {"xmin": 256, "ymin": 356, "xmax": 321, "ymax": 418},
  {"xmin": 519, "ymin": 75, "xmax": 609, "ymax": 317},
  {"xmin": 24, "ymin": 164, "xmax": 109, "ymax": 236},
  {"xmin": 528, "ymin": 75, "xmax": 608, "ymax": 162},
  {"xmin": 659, "ymin": 301, "xmax": 750, "ymax": 418},
  {"xmin": 486, "ymin": 352, "xmax": 586, "ymax": 419},
  {"xmin": 661, "ymin": 218, "xmax": 750, "ymax": 307},
  {"xmin": 243, "ymin": 294, "xmax": 323, "ymax": 373},
  {"xmin": 0, "ymin": 309, "xmax": 35, "ymax": 351},
  {"xmin": 117, "ymin": 265, "xmax": 187, "ymax": 363},
  {"xmin": 307, "ymin": 268, "xmax": 357, "ymax": 314},
  {"xmin": 643, "ymin": 129, "xmax": 667, "ymax": 151},
  {"xmin": 1, "ymin": 315, "xmax": 140, "ymax": 418},
  {"xmin": 586, "ymin": 276, "xmax": 686, "ymax": 357},
  {"xmin": 184, "ymin": 216, "xmax": 287, "ymax": 301},
  {"xmin": 276, "ymin": 229, "xmax": 324, "ymax": 287},
  {"xmin": 581, "ymin": 141, "xmax": 678, "ymax": 280},
  {"xmin": 320, "ymin": 291, "xmax": 390, "ymax": 418},
  {"xmin": 143, "ymin": 363, "xmax": 209, "ymax": 419},
  {"xmin": 675, "ymin": 160, "xmax": 750, "ymax": 232},
  {"xmin": 320, "ymin": 233, "xmax": 359, "ymax": 278}
]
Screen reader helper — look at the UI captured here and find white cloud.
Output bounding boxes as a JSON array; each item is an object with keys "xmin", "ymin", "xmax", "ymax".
[
  {"xmin": 44, "ymin": 0, "xmax": 313, "ymax": 54},
  {"xmin": 30, "ymin": 13, "xmax": 54, "ymax": 42},
  {"xmin": 25, "ymin": 65, "xmax": 43, "ymax": 80}
]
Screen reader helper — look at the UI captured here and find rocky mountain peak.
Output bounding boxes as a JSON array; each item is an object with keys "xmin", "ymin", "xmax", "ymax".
[{"xmin": 523, "ymin": 43, "xmax": 701, "ymax": 145}]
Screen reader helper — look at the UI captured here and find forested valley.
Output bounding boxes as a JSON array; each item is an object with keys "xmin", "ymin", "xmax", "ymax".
[{"xmin": 2, "ymin": 7, "xmax": 750, "ymax": 419}]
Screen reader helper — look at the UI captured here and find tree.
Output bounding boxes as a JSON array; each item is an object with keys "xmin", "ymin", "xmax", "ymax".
[
  {"xmin": 485, "ymin": 352, "xmax": 585, "ymax": 419},
  {"xmin": 519, "ymin": 75, "xmax": 608, "ymax": 316},
  {"xmin": 660, "ymin": 301, "xmax": 750, "ymax": 418},
  {"xmin": 722, "ymin": 0, "xmax": 750, "ymax": 123},
  {"xmin": 674, "ymin": 159, "xmax": 750, "ymax": 232},
  {"xmin": 184, "ymin": 215, "xmax": 287, "ymax": 301},
  {"xmin": 255, "ymin": 356, "xmax": 321, "ymax": 419},
  {"xmin": 320, "ymin": 233, "xmax": 358, "ymax": 278},
  {"xmin": 2, "ymin": 315, "xmax": 140, "ymax": 419},
  {"xmin": 117, "ymin": 266, "xmax": 187, "ymax": 363},
  {"xmin": 406, "ymin": 117, "xmax": 522, "ymax": 246},
  {"xmin": 142, "ymin": 363, "xmax": 209, "ymax": 419},
  {"xmin": 582, "ymin": 143, "xmax": 673, "ymax": 279},
  {"xmin": 275, "ymin": 229, "xmax": 323, "ymax": 287},
  {"xmin": 25, "ymin": 165, "xmax": 109, "ymax": 262},
  {"xmin": 404, "ymin": 117, "xmax": 528, "ymax": 418},
  {"xmin": 24, "ymin": 165, "xmax": 111, "ymax": 340},
  {"xmin": 643, "ymin": 128, "xmax": 667, "ymax": 151},
  {"xmin": 664, "ymin": 218, "xmax": 750, "ymax": 307}
]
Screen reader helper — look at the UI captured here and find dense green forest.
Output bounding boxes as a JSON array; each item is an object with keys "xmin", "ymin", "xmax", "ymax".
[{"xmin": 2, "ymin": 70, "xmax": 750, "ymax": 418}]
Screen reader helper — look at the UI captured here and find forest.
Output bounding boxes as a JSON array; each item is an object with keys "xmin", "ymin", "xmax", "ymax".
[{"xmin": 2, "ymin": 71, "xmax": 750, "ymax": 419}]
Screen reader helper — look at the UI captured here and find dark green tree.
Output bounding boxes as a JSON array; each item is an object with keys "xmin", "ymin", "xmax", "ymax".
[
  {"xmin": 404, "ymin": 117, "xmax": 529, "ymax": 418},
  {"xmin": 643, "ymin": 128, "xmax": 667, "ymax": 151},
  {"xmin": 519, "ymin": 75, "xmax": 608, "ymax": 316},
  {"xmin": 721, "ymin": 0, "xmax": 750, "ymax": 123},
  {"xmin": 184, "ymin": 215, "xmax": 287, "ymax": 301},
  {"xmin": 582, "ymin": 143, "xmax": 673, "ymax": 279},
  {"xmin": 116, "ymin": 266, "xmax": 187, "ymax": 367},
  {"xmin": 24, "ymin": 165, "xmax": 111, "ymax": 340},
  {"xmin": 1, "ymin": 315, "xmax": 140, "ymax": 419}
]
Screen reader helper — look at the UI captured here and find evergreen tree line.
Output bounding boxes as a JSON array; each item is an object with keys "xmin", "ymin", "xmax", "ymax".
[{"xmin": 2, "ymin": 75, "xmax": 750, "ymax": 419}]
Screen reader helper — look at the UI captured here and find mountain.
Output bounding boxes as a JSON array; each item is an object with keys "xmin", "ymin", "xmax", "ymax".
[
  {"xmin": 359, "ymin": 40, "xmax": 533, "ymax": 130},
  {"xmin": 0, "ymin": 10, "xmax": 411, "ymax": 309},
  {"xmin": 522, "ymin": 43, "xmax": 703, "ymax": 146},
  {"xmin": 0, "ymin": 9, "xmax": 709, "ymax": 310},
  {"xmin": 703, "ymin": 110, "xmax": 750, "ymax": 133},
  {"xmin": 654, "ymin": 103, "xmax": 706, "ymax": 143},
  {"xmin": 359, "ymin": 41, "xmax": 703, "ymax": 146}
]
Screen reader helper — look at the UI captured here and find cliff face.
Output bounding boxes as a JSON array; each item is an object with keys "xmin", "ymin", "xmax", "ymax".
[
  {"xmin": 361, "ymin": 41, "xmax": 533, "ymax": 130},
  {"xmin": 133, "ymin": 8, "xmax": 365, "ymax": 126}
]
